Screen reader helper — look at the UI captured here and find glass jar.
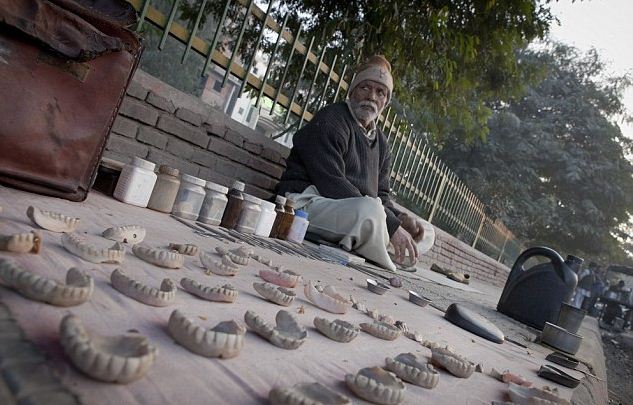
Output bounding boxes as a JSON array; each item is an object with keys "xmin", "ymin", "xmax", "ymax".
[
  {"xmin": 287, "ymin": 210, "xmax": 310, "ymax": 243},
  {"xmin": 220, "ymin": 180, "xmax": 245, "ymax": 229},
  {"xmin": 172, "ymin": 174, "xmax": 206, "ymax": 220},
  {"xmin": 275, "ymin": 198, "xmax": 296, "ymax": 240},
  {"xmin": 147, "ymin": 165, "xmax": 180, "ymax": 213},
  {"xmin": 113, "ymin": 156, "xmax": 157, "ymax": 207},
  {"xmin": 269, "ymin": 195, "xmax": 287, "ymax": 238},
  {"xmin": 235, "ymin": 194, "xmax": 262, "ymax": 234},
  {"xmin": 198, "ymin": 181, "xmax": 229, "ymax": 225},
  {"xmin": 254, "ymin": 200, "xmax": 277, "ymax": 237}
]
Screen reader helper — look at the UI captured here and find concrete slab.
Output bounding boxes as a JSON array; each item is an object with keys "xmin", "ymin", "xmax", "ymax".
[{"xmin": 0, "ymin": 186, "xmax": 608, "ymax": 404}]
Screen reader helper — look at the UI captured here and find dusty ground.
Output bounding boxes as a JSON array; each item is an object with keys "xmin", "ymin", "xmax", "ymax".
[{"xmin": 601, "ymin": 330, "xmax": 633, "ymax": 405}]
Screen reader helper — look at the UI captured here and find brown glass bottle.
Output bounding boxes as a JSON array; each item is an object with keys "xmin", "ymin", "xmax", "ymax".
[
  {"xmin": 220, "ymin": 180, "xmax": 245, "ymax": 229},
  {"xmin": 268, "ymin": 195, "xmax": 287, "ymax": 238},
  {"xmin": 275, "ymin": 198, "xmax": 296, "ymax": 240}
]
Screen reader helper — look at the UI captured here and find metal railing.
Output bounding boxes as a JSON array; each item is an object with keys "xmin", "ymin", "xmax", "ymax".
[{"xmin": 126, "ymin": 0, "xmax": 522, "ymax": 265}]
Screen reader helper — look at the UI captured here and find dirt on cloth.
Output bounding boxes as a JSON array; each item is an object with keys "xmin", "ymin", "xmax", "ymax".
[{"xmin": 601, "ymin": 330, "xmax": 633, "ymax": 405}]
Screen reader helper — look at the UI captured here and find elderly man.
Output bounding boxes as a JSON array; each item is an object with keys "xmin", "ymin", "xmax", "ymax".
[{"xmin": 277, "ymin": 55, "xmax": 423, "ymax": 271}]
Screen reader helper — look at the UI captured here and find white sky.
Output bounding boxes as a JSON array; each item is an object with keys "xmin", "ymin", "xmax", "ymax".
[{"xmin": 547, "ymin": 0, "xmax": 633, "ymax": 140}]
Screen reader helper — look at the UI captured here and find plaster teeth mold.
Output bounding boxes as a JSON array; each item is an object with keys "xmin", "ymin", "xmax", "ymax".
[
  {"xmin": 403, "ymin": 330, "xmax": 424, "ymax": 342},
  {"xmin": 430, "ymin": 347, "xmax": 475, "ymax": 378},
  {"xmin": 359, "ymin": 321, "xmax": 402, "ymax": 341},
  {"xmin": 244, "ymin": 310, "xmax": 307, "ymax": 350},
  {"xmin": 214, "ymin": 245, "xmax": 252, "ymax": 265},
  {"xmin": 62, "ymin": 233, "xmax": 124, "ymax": 264},
  {"xmin": 215, "ymin": 246, "xmax": 229, "ymax": 256},
  {"xmin": 229, "ymin": 246, "xmax": 253, "ymax": 265},
  {"xmin": 200, "ymin": 252, "xmax": 239, "ymax": 276},
  {"xmin": 59, "ymin": 314, "xmax": 156, "ymax": 383},
  {"xmin": 365, "ymin": 309, "xmax": 395, "ymax": 325},
  {"xmin": 259, "ymin": 268, "xmax": 302, "ymax": 288},
  {"xmin": 313, "ymin": 317, "xmax": 359, "ymax": 343},
  {"xmin": 345, "ymin": 367, "xmax": 405, "ymax": 405},
  {"xmin": 304, "ymin": 282, "xmax": 351, "ymax": 314},
  {"xmin": 385, "ymin": 353, "xmax": 439, "ymax": 389},
  {"xmin": 102, "ymin": 225, "xmax": 146, "ymax": 245},
  {"xmin": 168, "ymin": 243, "xmax": 199, "ymax": 256},
  {"xmin": 254, "ymin": 255, "xmax": 273, "ymax": 266},
  {"xmin": 253, "ymin": 282, "xmax": 296, "ymax": 306},
  {"xmin": 269, "ymin": 382, "xmax": 351, "ymax": 405},
  {"xmin": 26, "ymin": 206, "xmax": 79, "ymax": 233},
  {"xmin": 507, "ymin": 382, "xmax": 570, "ymax": 405},
  {"xmin": 0, "ymin": 258, "xmax": 93, "ymax": 306},
  {"xmin": 351, "ymin": 297, "xmax": 368, "ymax": 312},
  {"xmin": 0, "ymin": 231, "xmax": 42, "ymax": 254},
  {"xmin": 167, "ymin": 310, "xmax": 245, "ymax": 359},
  {"xmin": 180, "ymin": 278, "xmax": 238, "ymax": 303},
  {"xmin": 132, "ymin": 245, "xmax": 183, "ymax": 269},
  {"xmin": 110, "ymin": 269, "xmax": 176, "ymax": 307}
]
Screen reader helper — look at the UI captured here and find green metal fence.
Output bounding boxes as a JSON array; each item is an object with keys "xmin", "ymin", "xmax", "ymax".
[{"xmin": 127, "ymin": 0, "xmax": 522, "ymax": 265}]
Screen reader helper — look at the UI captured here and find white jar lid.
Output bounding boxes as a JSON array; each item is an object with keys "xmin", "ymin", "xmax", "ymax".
[
  {"xmin": 132, "ymin": 156, "xmax": 156, "ymax": 171},
  {"xmin": 181, "ymin": 174, "xmax": 206, "ymax": 187},
  {"xmin": 243, "ymin": 193, "xmax": 261, "ymax": 204},
  {"xmin": 205, "ymin": 181, "xmax": 228, "ymax": 194},
  {"xmin": 275, "ymin": 195, "xmax": 286, "ymax": 205},
  {"xmin": 231, "ymin": 180, "xmax": 245, "ymax": 191},
  {"xmin": 260, "ymin": 200, "xmax": 276, "ymax": 211}
]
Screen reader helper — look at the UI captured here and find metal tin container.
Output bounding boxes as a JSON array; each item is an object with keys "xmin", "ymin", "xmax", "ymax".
[
  {"xmin": 540, "ymin": 322, "xmax": 583, "ymax": 355},
  {"xmin": 556, "ymin": 303, "xmax": 586, "ymax": 334}
]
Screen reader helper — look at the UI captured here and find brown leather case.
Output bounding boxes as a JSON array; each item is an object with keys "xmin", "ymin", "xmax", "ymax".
[{"xmin": 0, "ymin": 0, "xmax": 142, "ymax": 201}]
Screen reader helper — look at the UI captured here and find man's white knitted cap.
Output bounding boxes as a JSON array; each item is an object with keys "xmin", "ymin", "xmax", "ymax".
[{"xmin": 348, "ymin": 55, "xmax": 394, "ymax": 102}]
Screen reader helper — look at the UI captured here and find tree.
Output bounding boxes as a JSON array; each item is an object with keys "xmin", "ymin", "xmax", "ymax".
[
  {"xmin": 437, "ymin": 43, "xmax": 633, "ymax": 263},
  {"xmin": 278, "ymin": 0, "xmax": 555, "ymax": 141}
]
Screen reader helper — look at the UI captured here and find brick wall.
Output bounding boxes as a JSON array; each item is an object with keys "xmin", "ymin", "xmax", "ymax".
[
  {"xmin": 106, "ymin": 69, "xmax": 510, "ymax": 287},
  {"xmin": 104, "ymin": 69, "xmax": 288, "ymax": 200},
  {"xmin": 419, "ymin": 225, "xmax": 510, "ymax": 287},
  {"xmin": 395, "ymin": 204, "xmax": 510, "ymax": 287}
]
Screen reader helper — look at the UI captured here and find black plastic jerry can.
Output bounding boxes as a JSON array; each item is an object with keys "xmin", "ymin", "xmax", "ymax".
[{"xmin": 497, "ymin": 247, "xmax": 581, "ymax": 330}]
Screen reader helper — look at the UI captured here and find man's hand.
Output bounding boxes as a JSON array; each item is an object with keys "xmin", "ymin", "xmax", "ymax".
[
  {"xmin": 390, "ymin": 226, "xmax": 418, "ymax": 265},
  {"xmin": 398, "ymin": 213, "xmax": 425, "ymax": 242}
]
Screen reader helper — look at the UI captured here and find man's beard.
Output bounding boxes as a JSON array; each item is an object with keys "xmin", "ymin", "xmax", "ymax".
[{"xmin": 350, "ymin": 100, "xmax": 379, "ymax": 124}]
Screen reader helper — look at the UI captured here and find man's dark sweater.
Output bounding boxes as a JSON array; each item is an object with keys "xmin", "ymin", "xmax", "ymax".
[{"xmin": 277, "ymin": 102, "xmax": 402, "ymax": 236}]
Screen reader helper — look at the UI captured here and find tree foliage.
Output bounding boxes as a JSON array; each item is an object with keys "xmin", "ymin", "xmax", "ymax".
[
  {"xmin": 278, "ymin": 0, "xmax": 555, "ymax": 141},
  {"xmin": 437, "ymin": 43, "xmax": 633, "ymax": 264}
]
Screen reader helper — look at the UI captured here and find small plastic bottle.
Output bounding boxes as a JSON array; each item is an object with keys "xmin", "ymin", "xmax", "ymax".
[
  {"xmin": 254, "ymin": 200, "xmax": 277, "ymax": 237},
  {"xmin": 269, "ymin": 195, "xmax": 287, "ymax": 238},
  {"xmin": 235, "ymin": 194, "xmax": 262, "ymax": 234},
  {"xmin": 287, "ymin": 210, "xmax": 310, "ymax": 243},
  {"xmin": 113, "ymin": 157, "xmax": 157, "ymax": 207},
  {"xmin": 172, "ymin": 174, "xmax": 206, "ymax": 220},
  {"xmin": 220, "ymin": 180, "xmax": 245, "ymax": 230},
  {"xmin": 147, "ymin": 165, "xmax": 180, "ymax": 213},
  {"xmin": 275, "ymin": 198, "xmax": 296, "ymax": 240},
  {"xmin": 198, "ymin": 181, "xmax": 229, "ymax": 225}
]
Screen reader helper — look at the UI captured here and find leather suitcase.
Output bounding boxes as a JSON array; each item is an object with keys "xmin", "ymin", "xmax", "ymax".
[{"xmin": 0, "ymin": 0, "xmax": 142, "ymax": 201}]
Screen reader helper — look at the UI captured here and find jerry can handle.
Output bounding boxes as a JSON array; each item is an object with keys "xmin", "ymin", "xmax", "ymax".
[
  {"xmin": 498, "ymin": 246, "xmax": 566, "ymax": 308},
  {"xmin": 508, "ymin": 246, "xmax": 566, "ymax": 285}
]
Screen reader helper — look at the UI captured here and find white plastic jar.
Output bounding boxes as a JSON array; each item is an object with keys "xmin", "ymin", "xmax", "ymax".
[
  {"xmin": 198, "ymin": 181, "xmax": 229, "ymax": 225},
  {"xmin": 235, "ymin": 193, "xmax": 262, "ymax": 234},
  {"xmin": 113, "ymin": 157, "xmax": 157, "ymax": 207},
  {"xmin": 254, "ymin": 200, "xmax": 277, "ymax": 237},
  {"xmin": 287, "ymin": 210, "xmax": 310, "ymax": 243},
  {"xmin": 172, "ymin": 174, "xmax": 206, "ymax": 220}
]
